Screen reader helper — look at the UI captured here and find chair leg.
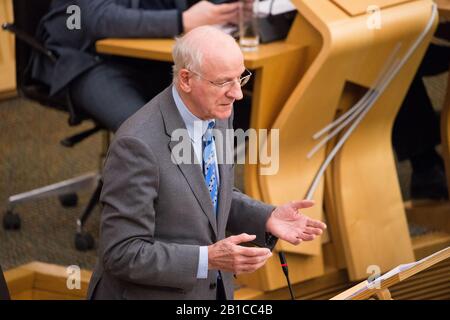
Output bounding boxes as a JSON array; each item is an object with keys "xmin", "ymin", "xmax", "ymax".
[
  {"xmin": 6, "ymin": 172, "xmax": 99, "ymax": 210},
  {"xmin": 3, "ymin": 172, "xmax": 100, "ymax": 231},
  {"xmin": 74, "ymin": 181, "xmax": 102, "ymax": 251}
]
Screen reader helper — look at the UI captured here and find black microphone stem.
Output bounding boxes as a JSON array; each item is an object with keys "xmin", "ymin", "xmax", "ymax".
[{"xmin": 278, "ymin": 251, "xmax": 295, "ymax": 300}]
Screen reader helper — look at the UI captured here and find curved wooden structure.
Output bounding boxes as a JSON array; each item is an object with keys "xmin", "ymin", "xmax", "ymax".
[{"xmin": 238, "ymin": 0, "xmax": 438, "ymax": 291}]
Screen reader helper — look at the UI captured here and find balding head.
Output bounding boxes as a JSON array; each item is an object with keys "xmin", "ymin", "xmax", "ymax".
[
  {"xmin": 172, "ymin": 26, "xmax": 243, "ymax": 84},
  {"xmin": 172, "ymin": 26, "xmax": 246, "ymax": 120}
]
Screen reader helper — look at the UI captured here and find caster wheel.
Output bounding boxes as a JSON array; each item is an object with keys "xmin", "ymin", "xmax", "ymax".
[
  {"xmin": 59, "ymin": 193, "xmax": 78, "ymax": 208},
  {"xmin": 75, "ymin": 232, "xmax": 95, "ymax": 251},
  {"xmin": 3, "ymin": 211, "xmax": 21, "ymax": 230}
]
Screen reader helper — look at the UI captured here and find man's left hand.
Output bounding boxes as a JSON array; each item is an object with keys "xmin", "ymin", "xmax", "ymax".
[{"xmin": 265, "ymin": 200, "xmax": 327, "ymax": 245}]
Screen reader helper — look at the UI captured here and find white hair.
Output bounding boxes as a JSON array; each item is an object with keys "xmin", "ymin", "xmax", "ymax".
[
  {"xmin": 171, "ymin": 26, "xmax": 237, "ymax": 84},
  {"xmin": 171, "ymin": 33, "xmax": 203, "ymax": 84}
]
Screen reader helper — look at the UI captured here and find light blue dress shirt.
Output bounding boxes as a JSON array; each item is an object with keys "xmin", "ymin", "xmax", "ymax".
[{"xmin": 172, "ymin": 86, "xmax": 220, "ymax": 279}]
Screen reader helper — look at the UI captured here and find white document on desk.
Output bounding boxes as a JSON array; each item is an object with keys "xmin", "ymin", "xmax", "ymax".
[{"xmin": 258, "ymin": 0, "xmax": 296, "ymax": 15}]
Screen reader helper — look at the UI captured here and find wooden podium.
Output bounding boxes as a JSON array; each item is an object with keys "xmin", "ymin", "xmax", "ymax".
[{"xmin": 331, "ymin": 246, "xmax": 450, "ymax": 300}]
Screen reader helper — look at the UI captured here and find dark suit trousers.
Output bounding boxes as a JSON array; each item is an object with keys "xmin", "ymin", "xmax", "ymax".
[{"xmin": 70, "ymin": 56, "xmax": 172, "ymax": 132}]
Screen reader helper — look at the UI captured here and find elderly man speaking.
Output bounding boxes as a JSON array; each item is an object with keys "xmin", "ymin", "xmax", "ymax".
[{"xmin": 87, "ymin": 26, "xmax": 326, "ymax": 300}]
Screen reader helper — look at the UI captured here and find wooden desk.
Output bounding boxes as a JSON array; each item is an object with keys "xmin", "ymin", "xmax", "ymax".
[
  {"xmin": 97, "ymin": 38, "xmax": 307, "ymax": 200},
  {"xmin": 97, "ymin": 38, "xmax": 303, "ymax": 69}
]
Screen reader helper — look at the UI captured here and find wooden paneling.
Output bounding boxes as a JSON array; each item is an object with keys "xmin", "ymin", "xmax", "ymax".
[
  {"xmin": 331, "ymin": 0, "xmax": 413, "ymax": 16},
  {"xmin": 4, "ymin": 259, "xmax": 448, "ymax": 300},
  {"xmin": 4, "ymin": 262, "xmax": 92, "ymax": 300},
  {"xmin": 236, "ymin": 253, "xmax": 450, "ymax": 300},
  {"xmin": 435, "ymin": 0, "xmax": 450, "ymax": 19},
  {"xmin": 3, "ymin": 268, "xmax": 34, "ymax": 295},
  {"xmin": 0, "ymin": 0, "xmax": 15, "ymax": 99},
  {"xmin": 11, "ymin": 290, "xmax": 33, "ymax": 300}
]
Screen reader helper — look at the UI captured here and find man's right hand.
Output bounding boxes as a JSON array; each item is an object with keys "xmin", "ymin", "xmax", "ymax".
[
  {"xmin": 208, "ymin": 233, "xmax": 272, "ymax": 274},
  {"xmin": 182, "ymin": 1, "xmax": 240, "ymax": 33}
]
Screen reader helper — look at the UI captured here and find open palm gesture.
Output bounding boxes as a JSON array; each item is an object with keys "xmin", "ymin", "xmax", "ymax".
[{"xmin": 265, "ymin": 200, "xmax": 327, "ymax": 245}]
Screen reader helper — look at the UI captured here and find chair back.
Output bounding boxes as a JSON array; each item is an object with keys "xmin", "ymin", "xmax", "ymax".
[
  {"xmin": 13, "ymin": 0, "xmax": 52, "ymax": 90},
  {"xmin": 10, "ymin": 0, "xmax": 86, "ymax": 121}
]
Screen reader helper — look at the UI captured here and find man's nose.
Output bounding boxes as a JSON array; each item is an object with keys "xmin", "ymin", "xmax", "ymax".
[{"xmin": 227, "ymin": 81, "xmax": 244, "ymax": 100}]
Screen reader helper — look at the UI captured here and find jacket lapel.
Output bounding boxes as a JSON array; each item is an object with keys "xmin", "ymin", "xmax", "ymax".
[
  {"xmin": 215, "ymin": 119, "xmax": 233, "ymax": 237},
  {"xmin": 159, "ymin": 86, "xmax": 218, "ymax": 237}
]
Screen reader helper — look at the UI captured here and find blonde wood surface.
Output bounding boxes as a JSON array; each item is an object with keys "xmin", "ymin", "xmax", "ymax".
[
  {"xmin": 257, "ymin": 0, "xmax": 437, "ymax": 284},
  {"xmin": 31, "ymin": 290, "xmax": 84, "ymax": 300},
  {"xmin": 331, "ymin": 0, "xmax": 412, "ymax": 16},
  {"xmin": 436, "ymin": 0, "xmax": 450, "ymax": 18},
  {"xmin": 3, "ymin": 268, "xmax": 34, "ymax": 296},
  {"xmin": 374, "ymin": 288, "xmax": 393, "ymax": 300},
  {"xmin": 323, "ymin": 165, "xmax": 347, "ymax": 270},
  {"xmin": 4, "ymin": 262, "xmax": 92, "ymax": 299},
  {"xmin": 237, "ymin": 256, "xmax": 450, "ymax": 299},
  {"xmin": 0, "ymin": 0, "xmax": 15, "ymax": 99},
  {"xmin": 331, "ymin": 246, "xmax": 449, "ymax": 300},
  {"xmin": 96, "ymin": 38, "xmax": 174, "ymax": 62},
  {"xmin": 11, "ymin": 291, "xmax": 33, "ymax": 300},
  {"xmin": 96, "ymin": 38, "xmax": 303, "ymax": 70},
  {"xmin": 324, "ymin": 0, "xmax": 432, "ymax": 280},
  {"xmin": 237, "ymin": 267, "xmax": 352, "ymax": 300},
  {"xmin": 4, "ymin": 254, "xmax": 448, "ymax": 300}
]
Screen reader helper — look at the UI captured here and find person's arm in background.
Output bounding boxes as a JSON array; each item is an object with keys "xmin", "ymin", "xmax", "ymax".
[
  {"xmin": 75, "ymin": 0, "xmax": 239, "ymax": 39},
  {"xmin": 182, "ymin": 1, "xmax": 239, "ymax": 32}
]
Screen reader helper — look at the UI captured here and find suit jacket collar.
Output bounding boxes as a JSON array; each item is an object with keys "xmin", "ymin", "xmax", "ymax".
[{"xmin": 159, "ymin": 85, "xmax": 232, "ymax": 237}]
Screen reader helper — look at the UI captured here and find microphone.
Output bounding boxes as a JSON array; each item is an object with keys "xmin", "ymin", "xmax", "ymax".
[{"xmin": 278, "ymin": 251, "xmax": 295, "ymax": 300}]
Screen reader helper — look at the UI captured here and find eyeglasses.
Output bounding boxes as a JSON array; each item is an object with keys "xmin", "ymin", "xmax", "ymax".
[{"xmin": 188, "ymin": 68, "xmax": 252, "ymax": 88}]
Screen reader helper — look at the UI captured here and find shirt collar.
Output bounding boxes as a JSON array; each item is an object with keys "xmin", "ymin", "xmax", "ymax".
[{"xmin": 172, "ymin": 86, "xmax": 215, "ymax": 142}]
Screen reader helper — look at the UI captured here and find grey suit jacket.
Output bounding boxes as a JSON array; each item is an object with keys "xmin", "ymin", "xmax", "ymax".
[{"xmin": 87, "ymin": 86, "xmax": 276, "ymax": 300}]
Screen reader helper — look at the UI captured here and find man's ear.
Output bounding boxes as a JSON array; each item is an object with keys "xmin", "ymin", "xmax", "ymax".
[{"xmin": 178, "ymin": 69, "xmax": 192, "ymax": 93}]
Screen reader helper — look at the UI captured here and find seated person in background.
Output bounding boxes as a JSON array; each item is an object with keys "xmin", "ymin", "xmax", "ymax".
[
  {"xmin": 29, "ymin": 0, "xmax": 240, "ymax": 131},
  {"xmin": 87, "ymin": 26, "xmax": 327, "ymax": 300},
  {"xmin": 392, "ymin": 21, "xmax": 450, "ymax": 200}
]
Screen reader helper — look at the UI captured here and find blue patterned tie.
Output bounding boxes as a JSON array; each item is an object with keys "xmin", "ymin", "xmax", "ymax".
[{"xmin": 203, "ymin": 121, "xmax": 219, "ymax": 214}]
